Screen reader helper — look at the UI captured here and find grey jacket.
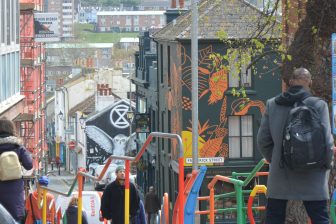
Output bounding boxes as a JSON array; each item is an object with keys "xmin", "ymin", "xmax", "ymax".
[{"xmin": 257, "ymin": 86, "xmax": 334, "ymax": 200}]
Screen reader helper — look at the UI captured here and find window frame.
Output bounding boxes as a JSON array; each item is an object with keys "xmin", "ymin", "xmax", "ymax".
[
  {"xmin": 228, "ymin": 49, "xmax": 253, "ymax": 89},
  {"xmin": 228, "ymin": 115, "xmax": 254, "ymax": 159}
]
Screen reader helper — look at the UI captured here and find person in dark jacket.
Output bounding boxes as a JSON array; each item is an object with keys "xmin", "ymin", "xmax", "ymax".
[
  {"xmin": 0, "ymin": 203, "xmax": 17, "ymax": 224},
  {"xmin": 100, "ymin": 165, "xmax": 140, "ymax": 224},
  {"xmin": 134, "ymin": 200, "xmax": 147, "ymax": 224},
  {"xmin": 66, "ymin": 195, "xmax": 88, "ymax": 224},
  {"xmin": 257, "ymin": 68, "xmax": 334, "ymax": 224},
  {"xmin": 0, "ymin": 118, "xmax": 33, "ymax": 223},
  {"xmin": 144, "ymin": 186, "xmax": 160, "ymax": 224}
]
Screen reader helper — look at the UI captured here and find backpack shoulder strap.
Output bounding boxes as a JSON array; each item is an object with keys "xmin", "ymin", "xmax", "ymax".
[{"xmin": 302, "ymin": 96, "xmax": 322, "ymax": 108}]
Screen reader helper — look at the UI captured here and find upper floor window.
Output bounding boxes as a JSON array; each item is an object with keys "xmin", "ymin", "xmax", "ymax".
[
  {"xmin": 228, "ymin": 115, "xmax": 253, "ymax": 158},
  {"xmin": 228, "ymin": 49, "xmax": 252, "ymax": 88}
]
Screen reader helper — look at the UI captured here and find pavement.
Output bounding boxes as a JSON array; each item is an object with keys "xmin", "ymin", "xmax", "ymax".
[{"xmin": 47, "ymin": 165, "xmax": 94, "ymax": 193}]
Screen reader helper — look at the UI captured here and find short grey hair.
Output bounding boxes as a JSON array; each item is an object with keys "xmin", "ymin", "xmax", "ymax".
[{"xmin": 292, "ymin": 68, "xmax": 312, "ymax": 80}]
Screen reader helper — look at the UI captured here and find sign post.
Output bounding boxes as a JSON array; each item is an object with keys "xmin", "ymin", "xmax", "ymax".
[{"xmin": 332, "ymin": 33, "xmax": 336, "ymax": 134}]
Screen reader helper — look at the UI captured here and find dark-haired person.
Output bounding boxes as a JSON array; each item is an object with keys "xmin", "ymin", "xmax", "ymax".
[
  {"xmin": 257, "ymin": 68, "xmax": 334, "ymax": 224},
  {"xmin": 0, "ymin": 118, "xmax": 33, "ymax": 223},
  {"xmin": 101, "ymin": 165, "xmax": 140, "ymax": 224}
]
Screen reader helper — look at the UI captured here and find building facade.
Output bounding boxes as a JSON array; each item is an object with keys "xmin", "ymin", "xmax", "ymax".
[
  {"xmin": 134, "ymin": 0, "xmax": 282, "ymax": 222},
  {"xmin": 46, "ymin": 0, "xmax": 74, "ymax": 39},
  {"xmin": 132, "ymin": 30, "xmax": 158, "ymax": 193},
  {"xmin": 0, "ymin": 0, "xmax": 24, "ymax": 120},
  {"xmin": 96, "ymin": 11, "xmax": 165, "ymax": 32}
]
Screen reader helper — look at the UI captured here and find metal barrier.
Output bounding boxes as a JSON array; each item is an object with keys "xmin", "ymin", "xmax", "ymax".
[
  {"xmin": 197, "ymin": 159, "xmax": 268, "ymax": 224},
  {"xmin": 38, "ymin": 132, "xmax": 184, "ymax": 224}
]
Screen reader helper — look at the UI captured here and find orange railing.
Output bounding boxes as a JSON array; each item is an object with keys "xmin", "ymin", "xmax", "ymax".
[{"xmin": 39, "ymin": 132, "xmax": 184, "ymax": 224}]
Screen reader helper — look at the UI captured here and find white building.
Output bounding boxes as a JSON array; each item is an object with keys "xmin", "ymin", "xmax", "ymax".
[
  {"xmin": 0, "ymin": 0, "xmax": 25, "ymax": 119},
  {"xmin": 46, "ymin": 0, "xmax": 75, "ymax": 40}
]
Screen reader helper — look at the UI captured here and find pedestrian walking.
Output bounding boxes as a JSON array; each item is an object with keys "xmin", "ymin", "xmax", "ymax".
[
  {"xmin": 0, "ymin": 118, "xmax": 33, "ymax": 223},
  {"xmin": 25, "ymin": 176, "xmax": 55, "ymax": 224},
  {"xmin": 65, "ymin": 195, "xmax": 88, "ymax": 224},
  {"xmin": 100, "ymin": 165, "xmax": 140, "ymax": 224},
  {"xmin": 257, "ymin": 68, "xmax": 334, "ymax": 224},
  {"xmin": 144, "ymin": 186, "xmax": 160, "ymax": 224},
  {"xmin": 134, "ymin": 200, "xmax": 147, "ymax": 224}
]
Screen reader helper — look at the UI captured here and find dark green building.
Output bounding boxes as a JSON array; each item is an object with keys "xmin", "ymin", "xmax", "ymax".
[{"xmin": 133, "ymin": 0, "xmax": 282, "ymax": 222}]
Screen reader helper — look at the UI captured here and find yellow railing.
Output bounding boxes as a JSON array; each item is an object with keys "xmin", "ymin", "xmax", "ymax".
[{"xmin": 38, "ymin": 132, "xmax": 185, "ymax": 224}]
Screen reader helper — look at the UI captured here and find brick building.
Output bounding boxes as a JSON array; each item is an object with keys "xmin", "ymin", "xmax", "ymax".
[{"xmin": 96, "ymin": 11, "xmax": 165, "ymax": 32}]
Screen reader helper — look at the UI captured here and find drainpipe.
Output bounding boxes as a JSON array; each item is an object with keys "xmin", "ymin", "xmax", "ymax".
[{"xmin": 60, "ymin": 86, "xmax": 70, "ymax": 171}]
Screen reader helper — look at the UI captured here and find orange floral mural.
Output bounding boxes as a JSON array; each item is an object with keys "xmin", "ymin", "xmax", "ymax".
[{"xmin": 174, "ymin": 44, "xmax": 265, "ymax": 166}]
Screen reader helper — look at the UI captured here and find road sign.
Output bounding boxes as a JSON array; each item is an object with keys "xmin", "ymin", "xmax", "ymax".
[{"xmin": 68, "ymin": 140, "xmax": 76, "ymax": 150}]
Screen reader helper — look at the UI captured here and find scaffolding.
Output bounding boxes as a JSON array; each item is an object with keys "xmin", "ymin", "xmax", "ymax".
[{"xmin": 19, "ymin": 0, "xmax": 46, "ymax": 172}]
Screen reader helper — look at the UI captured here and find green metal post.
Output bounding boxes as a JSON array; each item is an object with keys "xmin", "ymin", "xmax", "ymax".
[
  {"xmin": 242, "ymin": 159, "xmax": 266, "ymax": 187},
  {"xmin": 235, "ymin": 185, "xmax": 244, "ymax": 224}
]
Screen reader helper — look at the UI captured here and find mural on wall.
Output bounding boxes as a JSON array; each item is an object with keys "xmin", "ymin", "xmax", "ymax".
[
  {"xmin": 173, "ymin": 45, "xmax": 266, "ymax": 166},
  {"xmin": 85, "ymin": 100, "xmax": 136, "ymax": 171}
]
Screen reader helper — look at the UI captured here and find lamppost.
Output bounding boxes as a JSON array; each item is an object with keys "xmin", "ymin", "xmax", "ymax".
[{"xmin": 127, "ymin": 110, "xmax": 134, "ymax": 136}]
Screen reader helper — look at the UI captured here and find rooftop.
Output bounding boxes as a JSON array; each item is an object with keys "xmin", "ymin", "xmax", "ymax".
[
  {"xmin": 46, "ymin": 43, "xmax": 114, "ymax": 49},
  {"xmin": 120, "ymin": 37, "xmax": 139, "ymax": 43},
  {"xmin": 97, "ymin": 11, "xmax": 165, "ymax": 16},
  {"xmin": 153, "ymin": 0, "xmax": 280, "ymax": 41}
]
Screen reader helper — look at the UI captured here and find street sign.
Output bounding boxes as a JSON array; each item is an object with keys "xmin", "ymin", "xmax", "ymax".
[{"xmin": 68, "ymin": 140, "xmax": 76, "ymax": 150}]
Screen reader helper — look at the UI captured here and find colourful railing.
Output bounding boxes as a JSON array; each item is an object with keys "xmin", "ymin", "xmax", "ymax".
[
  {"xmin": 39, "ymin": 132, "xmax": 184, "ymax": 224},
  {"xmin": 193, "ymin": 159, "xmax": 268, "ymax": 224}
]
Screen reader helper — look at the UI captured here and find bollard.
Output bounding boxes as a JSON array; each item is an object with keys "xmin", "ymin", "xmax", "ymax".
[{"xmin": 78, "ymin": 175, "xmax": 83, "ymax": 224}]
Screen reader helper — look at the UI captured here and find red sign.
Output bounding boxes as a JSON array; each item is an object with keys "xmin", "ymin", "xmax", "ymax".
[{"xmin": 68, "ymin": 141, "xmax": 76, "ymax": 150}]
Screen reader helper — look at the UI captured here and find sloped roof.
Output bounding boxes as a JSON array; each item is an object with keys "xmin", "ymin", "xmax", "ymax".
[
  {"xmin": 69, "ymin": 95, "xmax": 96, "ymax": 117},
  {"xmin": 153, "ymin": 0, "xmax": 280, "ymax": 41}
]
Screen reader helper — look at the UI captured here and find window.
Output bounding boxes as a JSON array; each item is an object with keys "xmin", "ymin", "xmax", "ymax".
[
  {"xmin": 161, "ymin": 111, "xmax": 165, "ymax": 150},
  {"xmin": 168, "ymin": 110, "xmax": 171, "ymax": 153},
  {"xmin": 0, "ymin": 0, "xmax": 4, "ymax": 43},
  {"xmin": 126, "ymin": 16, "xmax": 131, "ymax": 25},
  {"xmin": 167, "ymin": 46, "xmax": 171, "ymax": 86},
  {"xmin": 6, "ymin": 0, "xmax": 10, "ymax": 45},
  {"xmin": 228, "ymin": 115, "xmax": 253, "ymax": 158},
  {"xmin": 134, "ymin": 16, "xmax": 139, "ymax": 25},
  {"xmin": 228, "ymin": 49, "xmax": 252, "ymax": 88},
  {"xmin": 16, "ymin": 0, "xmax": 19, "ymax": 44},
  {"xmin": 160, "ymin": 45, "xmax": 163, "ymax": 83}
]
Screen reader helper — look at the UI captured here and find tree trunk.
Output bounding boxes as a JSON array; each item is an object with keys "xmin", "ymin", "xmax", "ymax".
[{"xmin": 282, "ymin": 0, "xmax": 336, "ymax": 222}]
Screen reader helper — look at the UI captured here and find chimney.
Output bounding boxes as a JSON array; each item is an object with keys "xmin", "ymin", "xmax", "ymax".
[
  {"xmin": 165, "ymin": 8, "xmax": 188, "ymax": 24},
  {"xmin": 179, "ymin": 0, "xmax": 184, "ymax": 8},
  {"xmin": 171, "ymin": 0, "xmax": 176, "ymax": 8}
]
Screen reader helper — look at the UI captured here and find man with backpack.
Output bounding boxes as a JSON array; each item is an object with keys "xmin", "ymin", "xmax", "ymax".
[{"xmin": 257, "ymin": 68, "xmax": 334, "ymax": 224}]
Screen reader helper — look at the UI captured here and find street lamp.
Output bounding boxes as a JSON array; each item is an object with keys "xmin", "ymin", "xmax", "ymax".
[
  {"xmin": 79, "ymin": 114, "xmax": 86, "ymax": 129},
  {"xmin": 126, "ymin": 110, "xmax": 134, "ymax": 122},
  {"xmin": 58, "ymin": 111, "xmax": 64, "ymax": 120}
]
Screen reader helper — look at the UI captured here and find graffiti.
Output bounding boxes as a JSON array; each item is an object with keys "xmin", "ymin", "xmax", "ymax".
[
  {"xmin": 85, "ymin": 100, "xmax": 136, "ymax": 168},
  {"xmin": 110, "ymin": 104, "xmax": 131, "ymax": 129},
  {"xmin": 231, "ymin": 98, "xmax": 266, "ymax": 115},
  {"xmin": 176, "ymin": 44, "xmax": 265, "ymax": 165}
]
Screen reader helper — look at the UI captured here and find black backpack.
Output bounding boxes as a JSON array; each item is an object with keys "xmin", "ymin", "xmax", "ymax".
[{"xmin": 282, "ymin": 97, "xmax": 327, "ymax": 171}]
